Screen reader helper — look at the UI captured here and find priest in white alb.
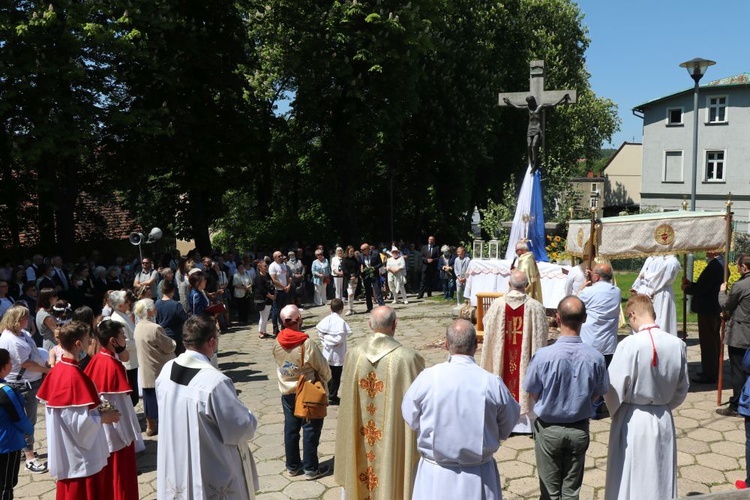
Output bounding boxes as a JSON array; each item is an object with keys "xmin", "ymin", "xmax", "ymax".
[
  {"xmin": 402, "ymin": 319, "xmax": 519, "ymax": 499},
  {"xmin": 604, "ymin": 294, "xmax": 689, "ymax": 500},
  {"xmin": 630, "ymin": 254, "xmax": 681, "ymax": 336},
  {"xmin": 156, "ymin": 315, "xmax": 259, "ymax": 499},
  {"xmin": 480, "ymin": 270, "xmax": 548, "ymax": 433}
]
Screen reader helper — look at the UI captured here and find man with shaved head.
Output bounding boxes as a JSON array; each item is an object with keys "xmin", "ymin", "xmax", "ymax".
[
  {"xmin": 523, "ymin": 296, "xmax": 609, "ymax": 500},
  {"xmin": 481, "ymin": 270, "xmax": 548, "ymax": 433},
  {"xmin": 577, "ymin": 263, "xmax": 621, "ymax": 367},
  {"xmin": 335, "ymin": 306, "xmax": 424, "ymax": 499},
  {"xmin": 577, "ymin": 262, "xmax": 622, "ymax": 418},
  {"xmin": 402, "ymin": 319, "xmax": 519, "ymax": 499}
]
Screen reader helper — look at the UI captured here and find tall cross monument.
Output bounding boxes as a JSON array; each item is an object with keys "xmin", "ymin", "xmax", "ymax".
[
  {"xmin": 498, "ymin": 60, "xmax": 576, "ymax": 171},
  {"xmin": 498, "ymin": 60, "xmax": 577, "ymax": 262}
]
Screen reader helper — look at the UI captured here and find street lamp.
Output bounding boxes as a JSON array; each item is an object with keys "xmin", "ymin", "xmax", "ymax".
[{"xmin": 679, "ymin": 57, "xmax": 715, "ymax": 284}]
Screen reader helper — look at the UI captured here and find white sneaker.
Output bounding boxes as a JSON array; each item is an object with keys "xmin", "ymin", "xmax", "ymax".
[
  {"xmin": 345, "ymin": 310, "xmax": 352, "ymax": 316},
  {"xmin": 391, "ymin": 300, "xmax": 397, "ymax": 305},
  {"xmin": 403, "ymin": 300, "xmax": 409, "ymax": 304}
]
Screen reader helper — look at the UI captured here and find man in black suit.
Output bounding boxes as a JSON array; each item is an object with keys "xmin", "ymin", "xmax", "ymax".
[
  {"xmin": 682, "ymin": 251, "xmax": 724, "ymax": 384},
  {"xmin": 359, "ymin": 243, "xmax": 384, "ymax": 312},
  {"xmin": 417, "ymin": 236, "xmax": 439, "ymax": 299}
]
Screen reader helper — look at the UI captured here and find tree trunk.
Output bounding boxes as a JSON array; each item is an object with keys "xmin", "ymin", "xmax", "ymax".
[{"xmin": 54, "ymin": 156, "xmax": 78, "ymax": 260}]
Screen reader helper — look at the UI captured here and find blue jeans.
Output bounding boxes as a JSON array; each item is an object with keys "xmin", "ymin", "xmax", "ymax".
[{"xmin": 281, "ymin": 394, "xmax": 324, "ymax": 473}]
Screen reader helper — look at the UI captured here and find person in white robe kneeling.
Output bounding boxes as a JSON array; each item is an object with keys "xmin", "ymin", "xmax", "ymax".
[
  {"xmin": 402, "ymin": 319, "xmax": 520, "ymax": 500},
  {"xmin": 604, "ymin": 294, "xmax": 688, "ymax": 500},
  {"xmin": 156, "ymin": 315, "xmax": 259, "ymax": 499}
]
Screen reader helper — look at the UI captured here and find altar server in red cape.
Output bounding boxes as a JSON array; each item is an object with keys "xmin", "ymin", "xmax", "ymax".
[
  {"xmin": 37, "ymin": 321, "xmax": 121, "ymax": 500},
  {"xmin": 84, "ymin": 319, "xmax": 140, "ymax": 500}
]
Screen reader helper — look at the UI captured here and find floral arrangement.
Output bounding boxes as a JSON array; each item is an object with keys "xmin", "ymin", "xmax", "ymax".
[{"xmin": 545, "ymin": 234, "xmax": 568, "ymax": 263}]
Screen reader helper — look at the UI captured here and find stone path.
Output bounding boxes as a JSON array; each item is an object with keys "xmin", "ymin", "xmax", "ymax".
[{"xmin": 16, "ymin": 296, "xmax": 747, "ymax": 499}]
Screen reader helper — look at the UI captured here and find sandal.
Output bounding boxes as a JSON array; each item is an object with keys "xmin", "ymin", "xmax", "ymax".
[{"xmin": 259, "ymin": 333, "xmax": 269, "ymax": 339}]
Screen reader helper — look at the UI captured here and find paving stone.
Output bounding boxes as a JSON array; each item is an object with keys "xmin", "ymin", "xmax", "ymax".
[
  {"xmin": 258, "ymin": 473, "xmax": 291, "ymax": 493},
  {"xmin": 705, "ymin": 417, "xmax": 743, "ymax": 432},
  {"xmin": 283, "ymin": 480, "xmax": 326, "ymax": 499},
  {"xmin": 505, "ymin": 475, "xmax": 541, "ymax": 499},
  {"xmin": 696, "ymin": 452, "xmax": 740, "ymax": 471},
  {"xmin": 503, "ymin": 435, "xmax": 535, "ymax": 451},
  {"xmin": 677, "ymin": 477, "xmax": 711, "ymax": 496},
  {"xmin": 677, "ymin": 437, "xmax": 711, "ymax": 454},
  {"xmin": 710, "ymin": 440, "xmax": 746, "ymax": 458},
  {"xmin": 500, "ymin": 460, "xmax": 535, "ymax": 480},
  {"xmin": 673, "ymin": 415, "xmax": 700, "ymax": 430},
  {"xmin": 257, "ymin": 459, "xmax": 287, "ymax": 476},
  {"xmin": 581, "ymin": 466, "xmax": 606, "ymax": 489},
  {"xmin": 676, "ymin": 450, "xmax": 695, "ymax": 467},
  {"xmin": 680, "ymin": 464, "xmax": 726, "ymax": 484},
  {"xmin": 586, "ymin": 440, "xmax": 609, "ymax": 459},
  {"xmin": 685, "ymin": 427, "xmax": 724, "ymax": 443}
]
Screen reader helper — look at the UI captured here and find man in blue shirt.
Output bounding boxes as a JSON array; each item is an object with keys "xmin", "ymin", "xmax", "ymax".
[
  {"xmin": 577, "ymin": 263, "xmax": 621, "ymax": 367},
  {"xmin": 523, "ymin": 296, "xmax": 609, "ymax": 500}
]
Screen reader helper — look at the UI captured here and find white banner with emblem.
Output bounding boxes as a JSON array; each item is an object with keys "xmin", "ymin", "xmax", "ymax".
[{"xmin": 566, "ymin": 211, "xmax": 729, "ymax": 259}]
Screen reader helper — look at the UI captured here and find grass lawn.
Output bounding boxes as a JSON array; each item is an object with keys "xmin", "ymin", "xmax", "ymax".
[{"xmin": 615, "ymin": 270, "xmax": 697, "ymax": 326}]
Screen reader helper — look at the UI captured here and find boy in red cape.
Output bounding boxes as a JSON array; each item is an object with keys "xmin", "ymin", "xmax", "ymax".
[
  {"xmin": 37, "ymin": 321, "xmax": 121, "ymax": 499},
  {"xmin": 84, "ymin": 320, "xmax": 140, "ymax": 500}
]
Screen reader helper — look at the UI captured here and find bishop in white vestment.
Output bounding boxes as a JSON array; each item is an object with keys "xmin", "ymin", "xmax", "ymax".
[
  {"xmin": 157, "ymin": 316, "xmax": 258, "ymax": 500},
  {"xmin": 402, "ymin": 320, "xmax": 519, "ymax": 500},
  {"xmin": 604, "ymin": 294, "xmax": 689, "ymax": 500},
  {"xmin": 631, "ymin": 255, "xmax": 681, "ymax": 335}
]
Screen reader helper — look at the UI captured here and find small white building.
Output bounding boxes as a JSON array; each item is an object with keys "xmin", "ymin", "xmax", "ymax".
[{"xmin": 633, "ymin": 73, "xmax": 748, "ymax": 231}]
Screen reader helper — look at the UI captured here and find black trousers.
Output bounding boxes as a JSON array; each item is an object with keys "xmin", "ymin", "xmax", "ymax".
[
  {"xmin": 728, "ymin": 345, "xmax": 747, "ymax": 410},
  {"xmin": 419, "ymin": 266, "xmax": 436, "ymax": 297},
  {"xmin": 328, "ymin": 366, "xmax": 343, "ymax": 399},
  {"xmin": 127, "ymin": 368, "xmax": 140, "ymax": 407},
  {"xmin": 235, "ymin": 296, "xmax": 250, "ymax": 323},
  {"xmin": 0, "ymin": 450, "xmax": 21, "ymax": 500},
  {"xmin": 697, "ymin": 314, "xmax": 721, "ymax": 382}
]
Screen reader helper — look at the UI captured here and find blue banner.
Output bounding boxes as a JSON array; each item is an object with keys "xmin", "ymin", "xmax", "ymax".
[{"xmin": 528, "ymin": 170, "xmax": 549, "ymax": 262}]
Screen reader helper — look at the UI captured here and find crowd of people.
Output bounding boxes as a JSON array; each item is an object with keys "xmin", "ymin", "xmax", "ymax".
[{"xmin": 0, "ymin": 239, "xmax": 749, "ymax": 498}]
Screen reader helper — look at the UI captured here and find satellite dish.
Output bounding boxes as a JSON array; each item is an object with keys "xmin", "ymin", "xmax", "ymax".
[
  {"xmin": 148, "ymin": 227, "xmax": 163, "ymax": 242},
  {"xmin": 129, "ymin": 232, "xmax": 144, "ymax": 246}
]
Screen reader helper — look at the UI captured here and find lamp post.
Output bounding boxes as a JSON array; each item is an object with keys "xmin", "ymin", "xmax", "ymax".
[{"xmin": 679, "ymin": 57, "xmax": 715, "ymax": 283}]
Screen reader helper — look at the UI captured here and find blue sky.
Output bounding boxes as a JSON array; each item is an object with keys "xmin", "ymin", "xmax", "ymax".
[{"xmin": 574, "ymin": 0, "xmax": 750, "ymax": 148}]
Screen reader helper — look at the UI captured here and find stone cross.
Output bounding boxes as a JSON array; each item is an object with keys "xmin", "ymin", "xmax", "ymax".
[{"xmin": 498, "ymin": 60, "xmax": 576, "ymax": 170}]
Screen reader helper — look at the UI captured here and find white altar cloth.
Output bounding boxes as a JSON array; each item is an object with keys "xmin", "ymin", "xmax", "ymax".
[{"xmin": 463, "ymin": 259, "xmax": 570, "ymax": 309}]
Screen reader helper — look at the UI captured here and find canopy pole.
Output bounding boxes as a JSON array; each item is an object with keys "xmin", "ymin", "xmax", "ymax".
[
  {"xmin": 587, "ymin": 207, "xmax": 597, "ymax": 272},
  {"xmin": 682, "ymin": 254, "xmax": 688, "ymax": 341},
  {"xmin": 717, "ymin": 193, "xmax": 733, "ymax": 407}
]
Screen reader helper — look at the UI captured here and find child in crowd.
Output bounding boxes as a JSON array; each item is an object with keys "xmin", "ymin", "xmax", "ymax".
[
  {"xmin": 84, "ymin": 319, "xmax": 141, "ymax": 500},
  {"xmin": 37, "ymin": 321, "xmax": 121, "ymax": 498},
  {"xmin": 0, "ymin": 348, "xmax": 34, "ymax": 498},
  {"xmin": 47, "ymin": 300, "xmax": 73, "ymax": 367},
  {"xmin": 315, "ymin": 298, "xmax": 352, "ymax": 405}
]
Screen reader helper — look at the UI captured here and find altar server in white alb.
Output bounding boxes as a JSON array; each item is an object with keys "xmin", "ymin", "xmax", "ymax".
[
  {"xmin": 157, "ymin": 315, "xmax": 259, "ymax": 499},
  {"xmin": 402, "ymin": 319, "xmax": 520, "ymax": 500},
  {"xmin": 316, "ymin": 298, "xmax": 352, "ymax": 405},
  {"xmin": 604, "ymin": 294, "xmax": 689, "ymax": 500},
  {"xmin": 630, "ymin": 254, "xmax": 681, "ymax": 336}
]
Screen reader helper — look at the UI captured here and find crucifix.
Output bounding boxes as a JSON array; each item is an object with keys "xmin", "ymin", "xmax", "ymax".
[{"xmin": 498, "ymin": 60, "xmax": 577, "ymax": 171}]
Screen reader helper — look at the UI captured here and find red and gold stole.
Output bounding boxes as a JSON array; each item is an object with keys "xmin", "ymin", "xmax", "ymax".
[{"xmin": 502, "ymin": 303, "xmax": 525, "ymax": 402}]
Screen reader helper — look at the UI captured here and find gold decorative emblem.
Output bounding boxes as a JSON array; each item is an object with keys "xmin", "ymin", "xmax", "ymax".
[
  {"xmin": 367, "ymin": 403, "xmax": 377, "ymax": 415},
  {"xmin": 576, "ymin": 228, "xmax": 584, "ymax": 248},
  {"xmin": 359, "ymin": 372, "xmax": 384, "ymax": 398},
  {"xmin": 654, "ymin": 224, "xmax": 675, "ymax": 246},
  {"xmin": 360, "ymin": 420, "xmax": 383, "ymax": 446},
  {"xmin": 508, "ymin": 359, "xmax": 518, "ymax": 374},
  {"xmin": 359, "ymin": 466, "xmax": 379, "ymax": 492},
  {"xmin": 366, "ymin": 450, "xmax": 376, "ymax": 462}
]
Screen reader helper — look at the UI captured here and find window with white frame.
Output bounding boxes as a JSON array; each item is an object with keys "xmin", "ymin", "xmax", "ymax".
[
  {"xmin": 591, "ymin": 183, "xmax": 599, "ymax": 193},
  {"xmin": 663, "ymin": 150, "xmax": 683, "ymax": 182},
  {"xmin": 705, "ymin": 150, "xmax": 725, "ymax": 182},
  {"xmin": 707, "ymin": 96, "xmax": 727, "ymax": 123},
  {"xmin": 666, "ymin": 107, "xmax": 683, "ymax": 125}
]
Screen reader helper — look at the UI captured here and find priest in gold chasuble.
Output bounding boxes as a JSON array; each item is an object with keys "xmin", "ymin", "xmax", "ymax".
[
  {"xmin": 480, "ymin": 270, "xmax": 548, "ymax": 433},
  {"xmin": 335, "ymin": 307, "xmax": 425, "ymax": 500}
]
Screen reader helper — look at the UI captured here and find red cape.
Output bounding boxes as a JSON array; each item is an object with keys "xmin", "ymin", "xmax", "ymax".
[
  {"xmin": 277, "ymin": 328, "xmax": 308, "ymax": 350},
  {"xmin": 84, "ymin": 349, "xmax": 133, "ymax": 394},
  {"xmin": 37, "ymin": 357, "xmax": 100, "ymax": 409}
]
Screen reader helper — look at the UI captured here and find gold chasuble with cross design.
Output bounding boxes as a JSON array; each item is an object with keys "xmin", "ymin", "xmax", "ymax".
[
  {"xmin": 335, "ymin": 333, "xmax": 425, "ymax": 500},
  {"xmin": 480, "ymin": 290, "xmax": 548, "ymax": 416}
]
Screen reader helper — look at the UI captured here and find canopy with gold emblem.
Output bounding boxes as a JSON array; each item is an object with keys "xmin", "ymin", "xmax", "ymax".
[{"xmin": 566, "ymin": 211, "xmax": 729, "ymax": 259}]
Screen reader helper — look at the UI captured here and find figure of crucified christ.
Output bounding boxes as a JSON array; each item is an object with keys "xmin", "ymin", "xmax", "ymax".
[{"xmin": 503, "ymin": 93, "xmax": 570, "ymax": 172}]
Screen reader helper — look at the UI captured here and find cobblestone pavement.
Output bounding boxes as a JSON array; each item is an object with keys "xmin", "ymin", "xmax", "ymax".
[{"xmin": 16, "ymin": 296, "xmax": 747, "ymax": 499}]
